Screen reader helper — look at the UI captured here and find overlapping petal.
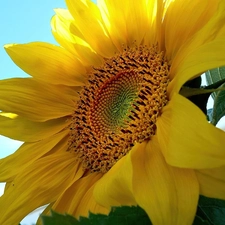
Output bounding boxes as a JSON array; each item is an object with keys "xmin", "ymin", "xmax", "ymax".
[
  {"xmin": 51, "ymin": 9, "xmax": 80, "ymax": 55},
  {"xmin": 37, "ymin": 174, "xmax": 109, "ymax": 224},
  {"xmin": 94, "ymin": 139, "xmax": 199, "ymax": 225},
  {"xmin": 0, "ymin": 130, "xmax": 68, "ymax": 182},
  {"xmin": 0, "ymin": 112, "xmax": 69, "ymax": 142},
  {"xmin": 73, "ymin": 182, "xmax": 110, "ymax": 217},
  {"xmin": 157, "ymin": 93, "xmax": 225, "ymax": 168},
  {"xmin": 150, "ymin": 0, "xmax": 165, "ymax": 48},
  {"xmin": 131, "ymin": 139, "xmax": 199, "ymax": 225},
  {"xmin": 163, "ymin": 0, "xmax": 219, "ymax": 59},
  {"xmin": 196, "ymin": 166, "xmax": 225, "ymax": 200},
  {"xmin": 66, "ymin": 0, "xmax": 117, "ymax": 58},
  {"xmin": 167, "ymin": 0, "xmax": 225, "ymax": 94},
  {"xmin": 52, "ymin": 172, "xmax": 109, "ymax": 218},
  {"xmin": 5, "ymin": 42, "xmax": 86, "ymax": 86},
  {"xmin": 94, "ymin": 148, "xmax": 136, "ymax": 207},
  {"xmin": 0, "ymin": 152, "xmax": 83, "ymax": 225},
  {"xmin": 97, "ymin": 0, "xmax": 156, "ymax": 49},
  {"xmin": 51, "ymin": 9, "xmax": 103, "ymax": 66},
  {"xmin": 0, "ymin": 78, "xmax": 76, "ymax": 121},
  {"xmin": 168, "ymin": 38, "xmax": 225, "ymax": 95}
]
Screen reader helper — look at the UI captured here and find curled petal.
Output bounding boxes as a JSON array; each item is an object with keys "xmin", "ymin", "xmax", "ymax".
[{"xmin": 157, "ymin": 93, "xmax": 225, "ymax": 168}]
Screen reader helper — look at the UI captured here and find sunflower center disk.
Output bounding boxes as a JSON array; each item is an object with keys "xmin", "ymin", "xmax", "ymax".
[
  {"xmin": 69, "ymin": 45, "xmax": 170, "ymax": 173},
  {"xmin": 91, "ymin": 70, "xmax": 140, "ymax": 134}
]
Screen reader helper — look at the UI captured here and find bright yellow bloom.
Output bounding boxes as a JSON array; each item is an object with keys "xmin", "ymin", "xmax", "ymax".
[{"xmin": 1, "ymin": 0, "xmax": 225, "ymax": 224}]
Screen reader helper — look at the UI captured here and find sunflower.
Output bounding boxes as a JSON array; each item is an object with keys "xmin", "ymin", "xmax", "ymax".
[{"xmin": 1, "ymin": 0, "xmax": 225, "ymax": 224}]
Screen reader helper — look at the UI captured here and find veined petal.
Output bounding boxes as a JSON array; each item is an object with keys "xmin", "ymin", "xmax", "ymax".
[
  {"xmin": 51, "ymin": 9, "xmax": 103, "ymax": 66},
  {"xmin": 168, "ymin": 38, "xmax": 225, "ymax": 95},
  {"xmin": 94, "ymin": 139, "xmax": 198, "ymax": 225},
  {"xmin": 51, "ymin": 8, "xmax": 80, "ymax": 55},
  {"xmin": 0, "ymin": 130, "xmax": 68, "ymax": 182},
  {"xmin": 167, "ymin": 0, "xmax": 225, "ymax": 94},
  {"xmin": 157, "ymin": 93, "xmax": 225, "ymax": 168},
  {"xmin": 152, "ymin": 0, "xmax": 166, "ymax": 49},
  {"xmin": 0, "ymin": 78, "xmax": 76, "ymax": 122},
  {"xmin": 94, "ymin": 147, "xmax": 137, "ymax": 206},
  {"xmin": 66, "ymin": 0, "xmax": 117, "ymax": 58},
  {"xmin": 0, "ymin": 112, "xmax": 69, "ymax": 142},
  {"xmin": 0, "ymin": 153, "xmax": 83, "ymax": 225},
  {"xmin": 196, "ymin": 166, "xmax": 225, "ymax": 200},
  {"xmin": 131, "ymin": 138, "xmax": 199, "ymax": 225},
  {"xmin": 163, "ymin": 0, "xmax": 219, "ymax": 60},
  {"xmin": 97, "ymin": 0, "xmax": 126, "ymax": 50},
  {"xmin": 73, "ymin": 182, "xmax": 110, "ymax": 217},
  {"xmin": 97, "ymin": 0, "xmax": 154, "ymax": 50},
  {"xmin": 52, "ymin": 173, "xmax": 109, "ymax": 218},
  {"xmin": 5, "ymin": 42, "xmax": 86, "ymax": 86}
]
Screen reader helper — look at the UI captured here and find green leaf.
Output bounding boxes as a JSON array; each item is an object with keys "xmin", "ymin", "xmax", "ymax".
[
  {"xmin": 197, "ymin": 196, "xmax": 225, "ymax": 225},
  {"xmin": 211, "ymin": 83, "xmax": 225, "ymax": 125},
  {"xmin": 193, "ymin": 216, "xmax": 211, "ymax": 225},
  {"xmin": 41, "ymin": 211, "xmax": 79, "ymax": 225},
  {"xmin": 41, "ymin": 206, "xmax": 152, "ymax": 225},
  {"xmin": 205, "ymin": 67, "xmax": 225, "ymax": 85},
  {"xmin": 205, "ymin": 67, "xmax": 225, "ymax": 99}
]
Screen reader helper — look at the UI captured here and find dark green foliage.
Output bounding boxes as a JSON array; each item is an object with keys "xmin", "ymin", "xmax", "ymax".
[{"xmin": 42, "ymin": 206, "xmax": 152, "ymax": 225}]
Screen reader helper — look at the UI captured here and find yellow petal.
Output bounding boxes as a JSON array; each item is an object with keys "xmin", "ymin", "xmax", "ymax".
[
  {"xmin": 0, "ymin": 78, "xmax": 76, "ymax": 122},
  {"xmin": 51, "ymin": 9, "xmax": 80, "ymax": 55},
  {"xmin": 157, "ymin": 93, "xmax": 225, "ymax": 168},
  {"xmin": 51, "ymin": 9, "xmax": 103, "ymax": 66},
  {"xmin": 167, "ymin": 0, "xmax": 225, "ymax": 95},
  {"xmin": 52, "ymin": 172, "xmax": 109, "ymax": 218},
  {"xmin": 0, "ymin": 112, "xmax": 69, "ymax": 142},
  {"xmin": 5, "ymin": 42, "xmax": 86, "ymax": 86},
  {"xmin": 73, "ymin": 182, "xmax": 110, "ymax": 217},
  {"xmin": 169, "ymin": 38, "xmax": 225, "ymax": 96},
  {"xmin": 66, "ymin": 0, "xmax": 116, "ymax": 58},
  {"xmin": 94, "ymin": 147, "xmax": 137, "ymax": 207},
  {"xmin": 131, "ymin": 138, "xmax": 199, "ymax": 225},
  {"xmin": 151, "ymin": 0, "xmax": 166, "ymax": 48},
  {"xmin": 0, "ymin": 153, "xmax": 83, "ymax": 225},
  {"xmin": 196, "ymin": 166, "xmax": 225, "ymax": 200},
  {"xmin": 163, "ymin": 0, "xmax": 219, "ymax": 59},
  {"xmin": 95, "ymin": 139, "xmax": 198, "ymax": 225},
  {"xmin": 97, "ymin": 0, "xmax": 155, "ymax": 49},
  {"xmin": 0, "ymin": 130, "xmax": 68, "ymax": 182}
]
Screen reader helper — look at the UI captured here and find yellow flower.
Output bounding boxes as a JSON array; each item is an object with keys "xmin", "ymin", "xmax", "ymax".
[{"xmin": 1, "ymin": 0, "xmax": 225, "ymax": 224}]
